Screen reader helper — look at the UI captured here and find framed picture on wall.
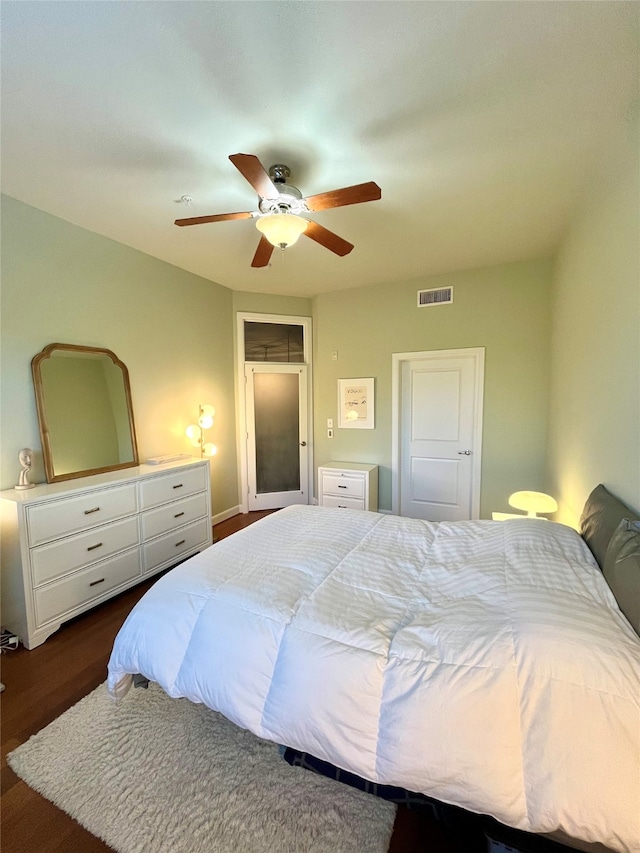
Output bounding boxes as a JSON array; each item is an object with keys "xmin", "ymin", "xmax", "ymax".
[{"xmin": 338, "ymin": 377, "xmax": 374, "ymax": 429}]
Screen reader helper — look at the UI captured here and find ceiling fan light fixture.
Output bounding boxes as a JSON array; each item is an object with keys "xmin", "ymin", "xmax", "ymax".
[
  {"xmin": 176, "ymin": 154, "xmax": 380, "ymax": 265},
  {"xmin": 256, "ymin": 213, "xmax": 308, "ymax": 249}
]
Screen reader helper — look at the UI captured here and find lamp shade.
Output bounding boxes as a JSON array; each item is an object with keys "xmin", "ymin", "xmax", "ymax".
[
  {"xmin": 508, "ymin": 490, "xmax": 558, "ymax": 516},
  {"xmin": 256, "ymin": 213, "xmax": 308, "ymax": 248},
  {"xmin": 185, "ymin": 424, "xmax": 200, "ymax": 444}
]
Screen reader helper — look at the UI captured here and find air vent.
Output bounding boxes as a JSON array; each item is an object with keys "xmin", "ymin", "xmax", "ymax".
[{"xmin": 417, "ymin": 287, "xmax": 453, "ymax": 307}]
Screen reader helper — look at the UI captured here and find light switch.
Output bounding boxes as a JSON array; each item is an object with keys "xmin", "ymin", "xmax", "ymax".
[
  {"xmin": 327, "ymin": 418, "xmax": 333, "ymax": 429},
  {"xmin": 327, "ymin": 428, "xmax": 334, "ymax": 439},
  {"xmin": 331, "ymin": 350, "xmax": 338, "ymax": 360}
]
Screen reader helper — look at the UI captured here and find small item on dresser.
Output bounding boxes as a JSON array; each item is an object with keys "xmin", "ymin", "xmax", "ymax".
[
  {"xmin": 146, "ymin": 453, "xmax": 192, "ymax": 465},
  {"xmin": 14, "ymin": 448, "xmax": 35, "ymax": 491}
]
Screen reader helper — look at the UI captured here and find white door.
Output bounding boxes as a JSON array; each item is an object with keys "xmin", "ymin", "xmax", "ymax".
[
  {"xmin": 394, "ymin": 349, "xmax": 484, "ymax": 521},
  {"xmin": 245, "ymin": 364, "xmax": 309, "ymax": 510}
]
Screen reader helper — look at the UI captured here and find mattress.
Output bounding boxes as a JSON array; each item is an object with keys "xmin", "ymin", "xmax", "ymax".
[{"xmin": 107, "ymin": 505, "xmax": 640, "ymax": 853}]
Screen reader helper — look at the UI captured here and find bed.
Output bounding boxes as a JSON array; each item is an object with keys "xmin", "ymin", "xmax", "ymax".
[{"xmin": 107, "ymin": 488, "xmax": 640, "ymax": 853}]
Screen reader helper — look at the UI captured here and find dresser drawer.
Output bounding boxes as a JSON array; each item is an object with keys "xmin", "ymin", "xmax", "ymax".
[
  {"xmin": 34, "ymin": 549, "xmax": 141, "ymax": 626},
  {"xmin": 140, "ymin": 466, "xmax": 207, "ymax": 510},
  {"xmin": 27, "ymin": 484, "xmax": 137, "ymax": 546},
  {"xmin": 322, "ymin": 494, "xmax": 366, "ymax": 510},
  {"xmin": 321, "ymin": 473, "xmax": 365, "ymax": 499},
  {"xmin": 142, "ymin": 517, "xmax": 210, "ymax": 572},
  {"xmin": 141, "ymin": 493, "xmax": 208, "ymax": 541},
  {"xmin": 31, "ymin": 517, "xmax": 140, "ymax": 587}
]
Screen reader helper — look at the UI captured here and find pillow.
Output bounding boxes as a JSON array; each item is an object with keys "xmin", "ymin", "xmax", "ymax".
[
  {"xmin": 603, "ymin": 519, "xmax": 640, "ymax": 636},
  {"xmin": 579, "ymin": 484, "xmax": 640, "ymax": 569}
]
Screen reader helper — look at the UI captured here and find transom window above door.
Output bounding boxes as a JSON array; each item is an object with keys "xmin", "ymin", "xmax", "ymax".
[{"xmin": 244, "ymin": 322, "xmax": 304, "ymax": 363}]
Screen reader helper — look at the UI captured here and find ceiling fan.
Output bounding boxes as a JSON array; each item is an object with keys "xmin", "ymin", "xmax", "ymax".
[{"xmin": 175, "ymin": 153, "xmax": 382, "ymax": 268}]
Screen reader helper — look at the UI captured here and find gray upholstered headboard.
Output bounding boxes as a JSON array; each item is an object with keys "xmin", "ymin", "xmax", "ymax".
[
  {"xmin": 580, "ymin": 484, "xmax": 640, "ymax": 635},
  {"xmin": 579, "ymin": 484, "xmax": 640, "ymax": 568}
]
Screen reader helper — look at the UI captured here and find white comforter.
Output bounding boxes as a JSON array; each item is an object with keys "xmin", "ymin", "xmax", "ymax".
[{"xmin": 107, "ymin": 506, "xmax": 640, "ymax": 853}]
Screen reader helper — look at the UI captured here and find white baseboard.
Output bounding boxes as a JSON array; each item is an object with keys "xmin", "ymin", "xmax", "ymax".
[{"xmin": 211, "ymin": 505, "xmax": 241, "ymax": 526}]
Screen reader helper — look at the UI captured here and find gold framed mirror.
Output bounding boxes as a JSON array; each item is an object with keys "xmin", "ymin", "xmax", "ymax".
[{"xmin": 32, "ymin": 343, "xmax": 139, "ymax": 483}]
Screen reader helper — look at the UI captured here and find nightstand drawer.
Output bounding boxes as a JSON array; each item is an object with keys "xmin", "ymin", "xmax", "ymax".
[
  {"xmin": 141, "ymin": 493, "xmax": 208, "ymax": 540},
  {"xmin": 27, "ymin": 484, "xmax": 137, "ymax": 546},
  {"xmin": 322, "ymin": 495, "xmax": 366, "ymax": 510},
  {"xmin": 34, "ymin": 549, "xmax": 141, "ymax": 626},
  {"xmin": 140, "ymin": 466, "xmax": 207, "ymax": 510},
  {"xmin": 31, "ymin": 516, "xmax": 140, "ymax": 587},
  {"xmin": 142, "ymin": 517, "xmax": 210, "ymax": 572},
  {"xmin": 321, "ymin": 474, "xmax": 365, "ymax": 498}
]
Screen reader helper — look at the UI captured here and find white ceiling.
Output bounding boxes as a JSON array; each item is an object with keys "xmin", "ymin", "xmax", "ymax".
[{"xmin": 1, "ymin": 1, "xmax": 637, "ymax": 297}]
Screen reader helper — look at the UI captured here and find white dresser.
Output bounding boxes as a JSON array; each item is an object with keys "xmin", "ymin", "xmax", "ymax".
[
  {"xmin": 0, "ymin": 458, "xmax": 212, "ymax": 649},
  {"xmin": 317, "ymin": 462, "xmax": 378, "ymax": 512}
]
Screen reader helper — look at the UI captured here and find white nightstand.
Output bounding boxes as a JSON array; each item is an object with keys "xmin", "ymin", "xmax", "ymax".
[{"xmin": 318, "ymin": 463, "xmax": 378, "ymax": 512}]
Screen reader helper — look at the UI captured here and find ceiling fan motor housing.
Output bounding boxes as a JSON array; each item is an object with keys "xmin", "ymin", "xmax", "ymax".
[{"xmin": 259, "ymin": 165, "xmax": 305, "ymax": 214}]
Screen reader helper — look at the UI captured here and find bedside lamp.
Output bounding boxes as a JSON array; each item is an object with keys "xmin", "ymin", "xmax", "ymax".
[
  {"xmin": 508, "ymin": 491, "xmax": 557, "ymax": 518},
  {"xmin": 186, "ymin": 404, "xmax": 217, "ymax": 458}
]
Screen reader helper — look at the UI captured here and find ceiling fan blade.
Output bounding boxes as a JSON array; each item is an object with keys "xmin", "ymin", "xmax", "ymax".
[
  {"xmin": 304, "ymin": 220, "xmax": 354, "ymax": 256},
  {"xmin": 251, "ymin": 235, "xmax": 275, "ymax": 268},
  {"xmin": 304, "ymin": 181, "xmax": 381, "ymax": 212},
  {"xmin": 229, "ymin": 153, "xmax": 280, "ymax": 200},
  {"xmin": 175, "ymin": 211, "xmax": 253, "ymax": 227}
]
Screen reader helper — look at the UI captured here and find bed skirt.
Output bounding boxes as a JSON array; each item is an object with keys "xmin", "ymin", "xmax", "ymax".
[{"xmin": 282, "ymin": 748, "xmax": 602, "ymax": 853}]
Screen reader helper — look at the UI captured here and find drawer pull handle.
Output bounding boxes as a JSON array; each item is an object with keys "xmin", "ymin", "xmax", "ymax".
[
  {"xmin": 175, "ymin": 539, "xmax": 186, "ymax": 547},
  {"xmin": 89, "ymin": 578, "xmax": 105, "ymax": 587},
  {"xmin": 338, "ymin": 505, "xmax": 347, "ymax": 508},
  {"xmin": 84, "ymin": 507, "xmax": 100, "ymax": 515},
  {"xmin": 173, "ymin": 484, "xmax": 184, "ymax": 489},
  {"xmin": 174, "ymin": 512, "xmax": 185, "ymax": 518},
  {"xmin": 87, "ymin": 542, "xmax": 103, "ymax": 552},
  {"xmin": 338, "ymin": 485, "xmax": 348, "ymax": 489}
]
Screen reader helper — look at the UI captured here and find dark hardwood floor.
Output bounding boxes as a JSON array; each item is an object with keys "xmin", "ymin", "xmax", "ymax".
[{"xmin": 1, "ymin": 510, "xmax": 478, "ymax": 853}]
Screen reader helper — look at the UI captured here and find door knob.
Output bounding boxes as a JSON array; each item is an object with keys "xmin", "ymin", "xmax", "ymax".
[
  {"xmin": 299, "ymin": 441, "xmax": 307, "ymax": 447},
  {"xmin": 457, "ymin": 449, "xmax": 472, "ymax": 455}
]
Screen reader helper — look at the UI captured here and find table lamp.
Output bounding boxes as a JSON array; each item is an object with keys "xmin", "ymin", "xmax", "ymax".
[{"xmin": 508, "ymin": 491, "xmax": 557, "ymax": 518}]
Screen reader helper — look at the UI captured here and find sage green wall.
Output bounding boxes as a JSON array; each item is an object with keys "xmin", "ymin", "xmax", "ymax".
[
  {"xmin": 232, "ymin": 291, "xmax": 312, "ymax": 318},
  {"xmin": 548, "ymin": 116, "xmax": 640, "ymax": 527},
  {"xmin": 312, "ymin": 259, "xmax": 553, "ymax": 516},
  {"xmin": 11, "ymin": 182, "xmax": 634, "ymax": 529},
  {"xmin": 0, "ymin": 195, "xmax": 238, "ymax": 517}
]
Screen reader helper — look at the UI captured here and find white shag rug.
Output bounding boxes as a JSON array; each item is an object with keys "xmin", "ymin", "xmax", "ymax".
[{"xmin": 7, "ymin": 682, "xmax": 396, "ymax": 853}]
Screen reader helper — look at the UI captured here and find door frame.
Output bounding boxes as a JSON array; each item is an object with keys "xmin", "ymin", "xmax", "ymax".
[
  {"xmin": 391, "ymin": 347, "xmax": 485, "ymax": 518},
  {"xmin": 236, "ymin": 312, "xmax": 313, "ymax": 514},
  {"xmin": 245, "ymin": 362, "xmax": 309, "ymax": 510}
]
